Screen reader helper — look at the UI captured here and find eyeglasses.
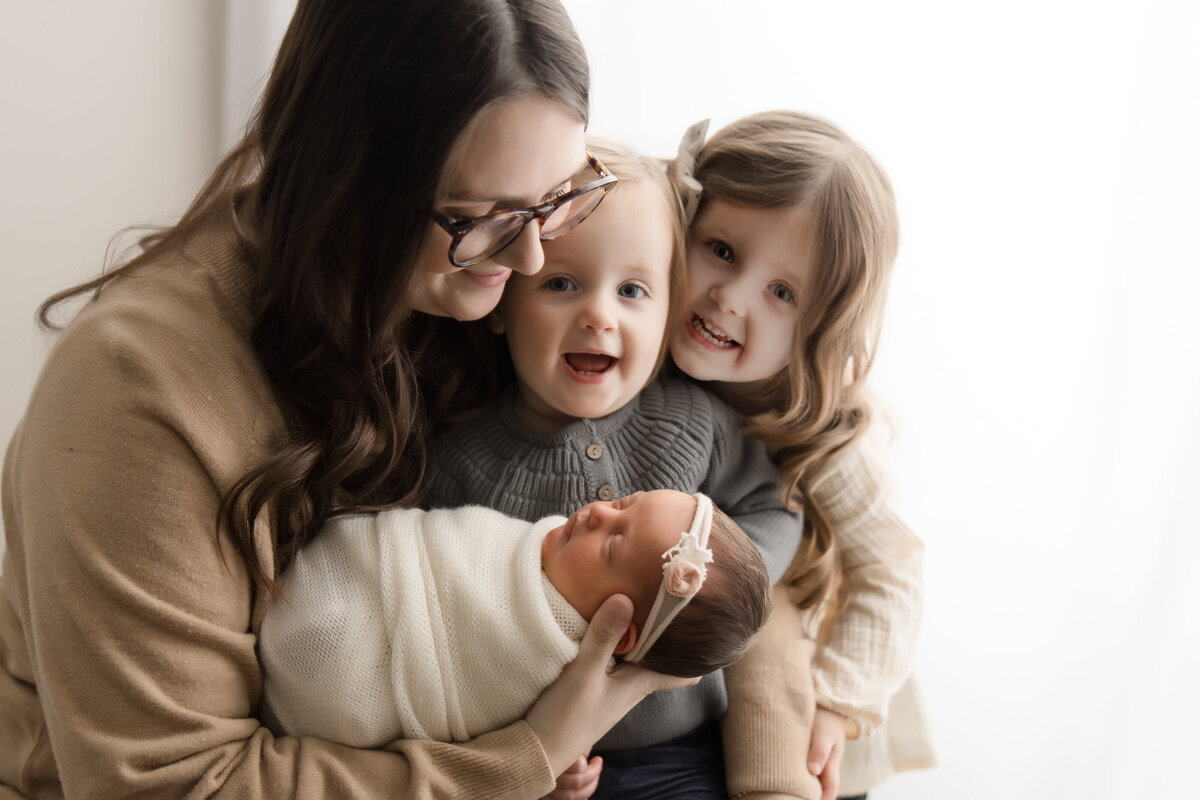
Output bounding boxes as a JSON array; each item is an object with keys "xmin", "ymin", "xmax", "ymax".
[{"xmin": 432, "ymin": 151, "xmax": 617, "ymax": 268}]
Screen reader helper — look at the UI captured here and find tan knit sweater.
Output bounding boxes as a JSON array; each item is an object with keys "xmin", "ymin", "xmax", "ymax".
[
  {"xmin": 722, "ymin": 423, "xmax": 936, "ymax": 798},
  {"xmin": 0, "ymin": 219, "xmax": 555, "ymax": 799}
]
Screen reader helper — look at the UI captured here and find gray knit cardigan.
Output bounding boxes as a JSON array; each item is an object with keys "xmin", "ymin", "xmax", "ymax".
[{"xmin": 424, "ymin": 376, "xmax": 802, "ymax": 749}]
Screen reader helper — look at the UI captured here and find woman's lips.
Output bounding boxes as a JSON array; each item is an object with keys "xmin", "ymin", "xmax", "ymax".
[{"xmin": 459, "ymin": 267, "xmax": 512, "ymax": 288}]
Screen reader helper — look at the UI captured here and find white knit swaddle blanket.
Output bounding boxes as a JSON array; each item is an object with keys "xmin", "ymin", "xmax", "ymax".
[{"xmin": 259, "ymin": 505, "xmax": 586, "ymax": 746}]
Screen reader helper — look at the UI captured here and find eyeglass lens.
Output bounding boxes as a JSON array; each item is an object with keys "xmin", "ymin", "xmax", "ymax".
[{"xmin": 453, "ymin": 181, "xmax": 608, "ymax": 265}]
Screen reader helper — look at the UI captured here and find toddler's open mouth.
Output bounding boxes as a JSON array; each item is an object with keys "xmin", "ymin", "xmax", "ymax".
[{"xmin": 563, "ymin": 352, "xmax": 617, "ymax": 376}]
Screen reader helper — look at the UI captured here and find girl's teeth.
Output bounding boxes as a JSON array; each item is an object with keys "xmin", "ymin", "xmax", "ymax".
[{"xmin": 692, "ymin": 315, "xmax": 738, "ymax": 349}]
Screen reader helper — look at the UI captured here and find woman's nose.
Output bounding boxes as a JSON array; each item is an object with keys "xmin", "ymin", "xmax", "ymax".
[{"xmin": 493, "ymin": 222, "xmax": 545, "ymax": 276}]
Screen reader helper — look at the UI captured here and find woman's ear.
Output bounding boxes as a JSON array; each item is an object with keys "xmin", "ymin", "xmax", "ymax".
[
  {"xmin": 487, "ymin": 308, "xmax": 506, "ymax": 335},
  {"xmin": 613, "ymin": 621, "xmax": 639, "ymax": 655}
]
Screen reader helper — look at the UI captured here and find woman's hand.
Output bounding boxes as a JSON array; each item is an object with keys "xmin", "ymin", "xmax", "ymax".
[
  {"xmin": 807, "ymin": 707, "xmax": 848, "ymax": 800},
  {"xmin": 542, "ymin": 751, "xmax": 603, "ymax": 800},
  {"xmin": 525, "ymin": 594, "xmax": 699, "ymax": 777}
]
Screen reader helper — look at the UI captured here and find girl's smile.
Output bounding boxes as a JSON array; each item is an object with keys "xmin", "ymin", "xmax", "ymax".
[
  {"xmin": 497, "ymin": 177, "xmax": 674, "ymax": 431},
  {"xmin": 688, "ymin": 312, "xmax": 740, "ymax": 351},
  {"xmin": 670, "ymin": 199, "xmax": 816, "ymax": 385}
]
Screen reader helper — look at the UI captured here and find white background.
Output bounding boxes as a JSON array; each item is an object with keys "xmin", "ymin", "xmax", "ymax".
[{"xmin": 2, "ymin": 2, "xmax": 1198, "ymax": 798}]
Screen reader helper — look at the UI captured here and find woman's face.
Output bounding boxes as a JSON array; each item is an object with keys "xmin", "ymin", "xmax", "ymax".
[{"xmin": 410, "ymin": 95, "xmax": 587, "ymax": 321}]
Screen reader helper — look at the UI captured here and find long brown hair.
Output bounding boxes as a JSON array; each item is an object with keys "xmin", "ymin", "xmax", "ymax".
[
  {"xmin": 688, "ymin": 111, "xmax": 898, "ymax": 609},
  {"xmin": 38, "ymin": 0, "xmax": 590, "ymax": 591}
]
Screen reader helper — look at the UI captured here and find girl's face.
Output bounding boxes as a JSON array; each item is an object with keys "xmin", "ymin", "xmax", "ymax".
[
  {"xmin": 542, "ymin": 490, "xmax": 696, "ymax": 627},
  {"xmin": 669, "ymin": 199, "xmax": 817, "ymax": 386},
  {"xmin": 497, "ymin": 179, "xmax": 675, "ymax": 430},
  {"xmin": 409, "ymin": 95, "xmax": 587, "ymax": 322}
]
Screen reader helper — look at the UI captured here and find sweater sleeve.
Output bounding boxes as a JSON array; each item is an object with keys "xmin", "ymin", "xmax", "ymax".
[
  {"xmin": 699, "ymin": 391, "xmax": 802, "ymax": 582},
  {"xmin": 0, "ymin": 268, "xmax": 554, "ymax": 798},
  {"xmin": 808, "ymin": 426, "xmax": 925, "ymax": 736},
  {"xmin": 721, "ymin": 585, "xmax": 823, "ymax": 800}
]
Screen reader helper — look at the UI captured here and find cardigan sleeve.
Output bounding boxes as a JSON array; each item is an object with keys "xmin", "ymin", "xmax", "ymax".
[
  {"xmin": 699, "ymin": 392, "xmax": 803, "ymax": 582},
  {"xmin": 0, "ymin": 264, "xmax": 555, "ymax": 798},
  {"xmin": 808, "ymin": 426, "xmax": 925, "ymax": 736}
]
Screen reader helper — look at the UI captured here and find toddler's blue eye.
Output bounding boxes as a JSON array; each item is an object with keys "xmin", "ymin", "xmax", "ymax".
[
  {"xmin": 770, "ymin": 283, "xmax": 795, "ymax": 303},
  {"xmin": 617, "ymin": 283, "xmax": 646, "ymax": 299},
  {"xmin": 546, "ymin": 276, "xmax": 576, "ymax": 292},
  {"xmin": 709, "ymin": 240, "xmax": 734, "ymax": 262}
]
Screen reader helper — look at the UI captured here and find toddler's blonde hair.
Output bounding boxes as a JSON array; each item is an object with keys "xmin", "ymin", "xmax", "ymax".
[{"xmin": 585, "ymin": 137, "xmax": 688, "ymax": 375}]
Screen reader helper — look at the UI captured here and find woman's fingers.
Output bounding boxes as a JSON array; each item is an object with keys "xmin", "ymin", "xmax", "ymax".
[
  {"xmin": 525, "ymin": 594, "xmax": 698, "ymax": 777},
  {"xmin": 577, "ymin": 593, "xmax": 635, "ymax": 664}
]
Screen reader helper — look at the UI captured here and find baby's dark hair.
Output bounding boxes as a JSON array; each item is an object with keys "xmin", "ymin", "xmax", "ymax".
[{"xmin": 638, "ymin": 506, "xmax": 772, "ymax": 678}]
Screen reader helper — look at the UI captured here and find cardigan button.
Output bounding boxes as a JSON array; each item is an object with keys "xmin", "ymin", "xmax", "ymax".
[
  {"xmin": 586, "ymin": 443, "xmax": 603, "ymax": 460},
  {"xmin": 597, "ymin": 484, "xmax": 615, "ymax": 501}
]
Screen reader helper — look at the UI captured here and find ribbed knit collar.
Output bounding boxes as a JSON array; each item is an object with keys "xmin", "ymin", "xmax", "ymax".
[{"xmin": 492, "ymin": 383, "xmax": 643, "ymax": 447}]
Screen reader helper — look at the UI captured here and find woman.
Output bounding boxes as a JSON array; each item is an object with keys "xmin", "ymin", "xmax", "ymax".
[{"xmin": 0, "ymin": 1, "xmax": 689, "ymax": 797}]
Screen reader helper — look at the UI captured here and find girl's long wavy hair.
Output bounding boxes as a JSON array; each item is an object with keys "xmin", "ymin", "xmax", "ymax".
[
  {"xmin": 688, "ymin": 111, "xmax": 898, "ymax": 609},
  {"xmin": 37, "ymin": 0, "xmax": 589, "ymax": 592}
]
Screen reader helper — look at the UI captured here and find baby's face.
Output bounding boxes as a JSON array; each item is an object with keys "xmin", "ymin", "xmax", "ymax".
[
  {"xmin": 669, "ymin": 199, "xmax": 816, "ymax": 386},
  {"xmin": 498, "ymin": 178, "xmax": 674, "ymax": 430},
  {"xmin": 542, "ymin": 489, "xmax": 696, "ymax": 624}
]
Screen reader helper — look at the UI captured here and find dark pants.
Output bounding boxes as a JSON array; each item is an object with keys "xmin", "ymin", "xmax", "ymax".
[{"xmin": 590, "ymin": 720, "xmax": 727, "ymax": 800}]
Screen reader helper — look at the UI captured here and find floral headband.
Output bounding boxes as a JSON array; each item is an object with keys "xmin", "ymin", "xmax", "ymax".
[
  {"xmin": 666, "ymin": 119, "xmax": 710, "ymax": 225},
  {"xmin": 625, "ymin": 493, "xmax": 715, "ymax": 663}
]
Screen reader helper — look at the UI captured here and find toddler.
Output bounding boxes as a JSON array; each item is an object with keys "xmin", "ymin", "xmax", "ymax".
[
  {"xmin": 423, "ymin": 139, "xmax": 802, "ymax": 798},
  {"xmin": 259, "ymin": 490, "xmax": 770, "ymax": 747},
  {"xmin": 667, "ymin": 111, "xmax": 935, "ymax": 800}
]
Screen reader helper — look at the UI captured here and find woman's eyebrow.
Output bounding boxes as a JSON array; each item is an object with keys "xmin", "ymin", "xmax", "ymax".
[{"xmin": 444, "ymin": 156, "xmax": 588, "ymax": 207}]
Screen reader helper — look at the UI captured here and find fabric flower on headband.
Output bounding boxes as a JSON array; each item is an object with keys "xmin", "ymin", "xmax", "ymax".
[
  {"xmin": 625, "ymin": 493, "xmax": 715, "ymax": 663},
  {"xmin": 661, "ymin": 531, "xmax": 713, "ymax": 598}
]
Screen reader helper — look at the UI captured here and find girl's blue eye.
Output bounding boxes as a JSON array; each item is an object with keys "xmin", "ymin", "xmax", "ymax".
[
  {"xmin": 617, "ymin": 283, "xmax": 647, "ymax": 300},
  {"xmin": 770, "ymin": 283, "xmax": 795, "ymax": 303},
  {"xmin": 709, "ymin": 240, "xmax": 734, "ymax": 263},
  {"xmin": 545, "ymin": 276, "xmax": 576, "ymax": 292}
]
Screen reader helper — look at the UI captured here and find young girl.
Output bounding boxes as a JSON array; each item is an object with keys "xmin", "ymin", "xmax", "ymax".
[
  {"xmin": 423, "ymin": 139, "xmax": 804, "ymax": 799},
  {"xmin": 259, "ymin": 491, "xmax": 770, "ymax": 747},
  {"xmin": 667, "ymin": 111, "xmax": 936, "ymax": 800}
]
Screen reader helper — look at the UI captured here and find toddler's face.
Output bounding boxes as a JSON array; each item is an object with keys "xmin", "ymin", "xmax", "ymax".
[
  {"xmin": 497, "ymin": 178, "xmax": 674, "ymax": 429},
  {"xmin": 542, "ymin": 489, "xmax": 695, "ymax": 625},
  {"xmin": 669, "ymin": 199, "xmax": 816, "ymax": 386}
]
